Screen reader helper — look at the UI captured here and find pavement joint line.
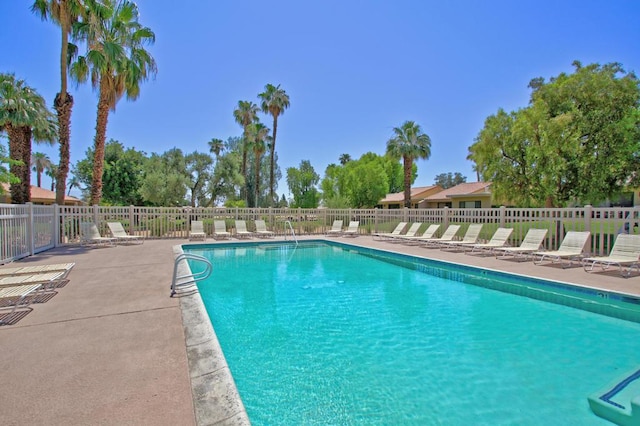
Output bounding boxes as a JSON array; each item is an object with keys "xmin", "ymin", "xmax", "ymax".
[{"xmin": 0, "ymin": 305, "xmax": 178, "ymax": 331}]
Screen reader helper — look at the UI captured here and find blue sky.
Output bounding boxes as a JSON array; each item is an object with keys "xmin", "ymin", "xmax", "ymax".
[{"xmin": 2, "ymin": 0, "xmax": 639, "ymax": 199}]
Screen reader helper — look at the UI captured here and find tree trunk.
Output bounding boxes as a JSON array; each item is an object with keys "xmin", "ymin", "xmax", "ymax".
[
  {"xmin": 269, "ymin": 116, "xmax": 278, "ymax": 206},
  {"xmin": 241, "ymin": 132, "xmax": 248, "ymax": 204},
  {"xmin": 403, "ymin": 156, "xmax": 413, "ymax": 208},
  {"xmin": 20, "ymin": 127, "xmax": 32, "ymax": 203},
  {"xmin": 255, "ymin": 150, "xmax": 261, "ymax": 208},
  {"xmin": 90, "ymin": 84, "xmax": 110, "ymax": 205},
  {"xmin": 55, "ymin": 92, "xmax": 73, "ymax": 205},
  {"xmin": 7, "ymin": 125, "xmax": 26, "ymax": 204}
]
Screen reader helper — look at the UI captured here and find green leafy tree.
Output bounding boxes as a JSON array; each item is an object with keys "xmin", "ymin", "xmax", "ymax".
[
  {"xmin": 67, "ymin": 174, "xmax": 80, "ymax": 195},
  {"xmin": 434, "ymin": 172, "xmax": 467, "ymax": 189},
  {"xmin": 73, "ymin": 139, "xmax": 147, "ymax": 205},
  {"xmin": 0, "ymin": 143, "xmax": 20, "ymax": 190},
  {"xmin": 139, "ymin": 149, "xmax": 188, "ymax": 206},
  {"xmin": 286, "ymin": 160, "xmax": 319, "ymax": 208},
  {"xmin": 32, "ymin": 0, "xmax": 84, "ymax": 204},
  {"xmin": 386, "ymin": 120, "xmax": 432, "ymax": 208},
  {"xmin": 0, "ymin": 73, "xmax": 57, "ymax": 203},
  {"xmin": 185, "ymin": 151, "xmax": 213, "ymax": 207},
  {"xmin": 71, "ymin": 0, "xmax": 157, "ymax": 205},
  {"xmin": 207, "ymin": 138, "xmax": 224, "ymax": 158},
  {"xmin": 31, "ymin": 152, "xmax": 52, "ymax": 188},
  {"xmin": 469, "ymin": 61, "xmax": 640, "ymax": 207},
  {"xmin": 343, "ymin": 159, "xmax": 389, "ymax": 208},
  {"xmin": 259, "ymin": 83, "xmax": 290, "ymax": 205},
  {"xmin": 202, "ymin": 150, "xmax": 244, "ymax": 207}
]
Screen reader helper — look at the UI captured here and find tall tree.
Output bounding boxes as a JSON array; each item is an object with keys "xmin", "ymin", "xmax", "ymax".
[
  {"xmin": 286, "ymin": 160, "xmax": 319, "ymax": 208},
  {"xmin": 468, "ymin": 61, "xmax": 640, "ymax": 207},
  {"xmin": 233, "ymin": 100, "xmax": 259, "ymax": 202},
  {"xmin": 339, "ymin": 153, "xmax": 351, "ymax": 165},
  {"xmin": 247, "ymin": 122, "xmax": 270, "ymax": 207},
  {"xmin": 259, "ymin": 83, "xmax": 290, "ymax": 205},
  {"xmin": 207, "ymin": 138, "xmax": 224, "ymax": 158},
  {"xmin": 0, "ymin": 74, "xmax": 57, "ymax": 203},
  {"xmin": 185, "ymin": 151, "xmax": 213, "ymax": 207},
  {"xmin": 434, "ymin": 172, "xmax": 467, "ymax": 189},
  {"xmin": 32, "ymin": 152, "xmax": 52, "ymax": 187},
  {"xmin": 67, "ymin": 174, "xmax": 80, "ymax": 195},
  {"xmin": 386, "ymin": 120, "xmax": 432, "ymax": 208},
  {"xmin": 71, "ymin": 0, "xmax": 157, "ymax": 205},
  {"xmin": 32, "ymin": 0, "xmax": 84, "ymax": 205},
  {"xmin": 47, "ymin": 163, "xmax": 59, "ymax": 191}
]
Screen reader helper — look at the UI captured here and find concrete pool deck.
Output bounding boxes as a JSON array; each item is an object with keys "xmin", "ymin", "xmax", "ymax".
[{"xmin": 1, "ymin": 235, "xmax": 639, "ymax": 425}]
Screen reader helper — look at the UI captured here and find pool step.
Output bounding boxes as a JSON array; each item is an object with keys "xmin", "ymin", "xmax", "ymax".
[{"xmin": 588, "ymin": 368, "xmax": 640, "ymax": 426}]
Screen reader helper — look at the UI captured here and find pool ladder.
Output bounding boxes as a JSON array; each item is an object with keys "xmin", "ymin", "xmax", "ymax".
[
  {"xmin": 284, "ymin": 220, "xmax": 298, "ymax": 245},
  {"xmin": 171, "ymin": 253, "xmax": 212, "ymax": 297}
]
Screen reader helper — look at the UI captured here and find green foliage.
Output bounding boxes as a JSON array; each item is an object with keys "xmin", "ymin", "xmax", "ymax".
[
  {"xmin": 287, "ymin": 160, "xmax": 320, "ymax": 208},
  {"xmin": 0, "ymin": 143, "xmax": 20, "ymax": 190},
  {"xmin": 205, "ymin": 149, "xmax": 244, "ymax": 207},
  {"xmin": 434, "ymin": 172, "xmax": 467, "ymax": 189},
  {"xmin": 185, "ymin": 151, "xmax": 213, "ymax": 207},
  {"xmin": 469, "ymin": 61, "xmax": 640, "ymax": 207},
  {"xmin": 344, "ymin": 159, "xmax": 388, "ymax": 208},
  {"xmin": 139, "ymin": 149, "xmax": 188, "ymax": 206}
]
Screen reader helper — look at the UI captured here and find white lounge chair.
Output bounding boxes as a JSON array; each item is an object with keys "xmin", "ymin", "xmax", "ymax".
[
  {"xmin": 372, "ymin": 222, "xmax": 407, "ymax": 240},
  {"xmin": 421, "ymin": 225, "xmax": 461, "ymax": 247},
  {"xmin": 213, "ymin": 220, "xmax": 231, "ymax": 240},
  {"xmin": 494, "ymin": 228, "xmax": 548, "ymax": 260},
  {"xmin": 395, "ymin": 224, "xmax": 440, "ymax": 245},
  {"xmin": 342, "ymin": 221, "xmax": 360, "ymax": 237},
  {"xmin": 80, "ymin": 222, "xmax": 116, "ymax": 246},
  {"xmin": 0, "ymin": 283, "xmax": 43, "ymax": 325},
  {"xmin": 189, "ymin": 220, "xmax": 207, "ymax": 241},
  {"xmin": 326, "ymin": 220, "xmax": 344, "ymax": 237},
  {"xmin": 254, "ymin": 220, "xmax": 275, "ymax": 238},
  {"xmin": 0, "ymin": 262, "xmax": 75, "ymax": 279},
  {"xmin": 235, "ymin": 220, "xmax": 253, "ymax": 239},
  {"xmin": 532, "ymin": 231, "xmax": 591, "ymax": 268},
  {"xmin": 582, "ymin": 233, "xmax": 640, "ymax": 277},
  {"xmin": 0, "ymin": 271, "xmax": 66, "ymax": 291},
  {"xmin": 107, "ymin": 222, "xmax": 144, "ymax": 244},
  {"xmin": 387, "ymin": 223, "xmax": 422, "ymax": 243},
  {"xmin": 440, "ymin": 224, "xmax": 484, "ymax": 251},
  {"xmin": 466, "ymin": 227, "xmax": 514, "ymax": 255}
]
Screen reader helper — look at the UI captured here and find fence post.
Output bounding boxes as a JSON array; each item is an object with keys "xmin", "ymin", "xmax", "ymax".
[
  {"xmin": 93, "ymin": 204, "xmax": 99, "ymax": 225},
  {"xmin": 54, "ymin": 204, "xmax": 60, "ymax": 247},
  {"xmin": 403, "ymin": 207, "xmax": 408, "ymax": 223},
  {"xmin": 500, "ymin": 205, "xmax": 506, "ymax": 228},
  {"xmin": 27, "ymin": 202, "xmax": 34, "ymax": 256},
  {"xmin": 129, "ymin": 205, "xmax": 135, "ymax": 234},
  {"xmin": 374, "ymin": 208, "xmax": 379, "ymax": 234},
  {"xmin": 443, "ymin": 206, "xmax": 450, "ymax": 228}
]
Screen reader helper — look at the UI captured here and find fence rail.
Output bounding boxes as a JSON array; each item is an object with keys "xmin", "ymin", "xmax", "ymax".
[{"xmin": 1, "ymin": 203, "xmax": 638, "ymax": 264}]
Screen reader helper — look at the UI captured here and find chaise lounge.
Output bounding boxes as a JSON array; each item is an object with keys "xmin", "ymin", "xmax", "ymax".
[
  {"xmin": 532, "ymin": 231, "xmax": 591, "ymax": 268},
  {"xmin": 582, "ymin": 233, "xmax": 640, "ymax": 277}
]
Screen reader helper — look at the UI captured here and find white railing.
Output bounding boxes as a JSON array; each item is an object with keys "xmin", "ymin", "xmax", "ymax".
[{"xmin": 1, "ymin": 203, "xmax": 639, "ymax": 264}]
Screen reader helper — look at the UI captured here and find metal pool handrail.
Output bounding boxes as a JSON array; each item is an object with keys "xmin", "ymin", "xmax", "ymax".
[
  {"xmin": 284, "ymin": 220, "xmax": 298, "ymax": 246},
  {"xmin": 171, "ymin": 253, "xmax": 212, "ymax": 297}
]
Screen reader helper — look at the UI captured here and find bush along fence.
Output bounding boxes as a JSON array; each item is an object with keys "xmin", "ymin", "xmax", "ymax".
[{"xmin": 1, "ymin": 203, "xmax": 638, "ymax": 264}]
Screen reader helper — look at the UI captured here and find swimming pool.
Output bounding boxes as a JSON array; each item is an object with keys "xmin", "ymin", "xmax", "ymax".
[{"xmin": 185, "ymin": 241, "xmax": 640, "ymax": 425}]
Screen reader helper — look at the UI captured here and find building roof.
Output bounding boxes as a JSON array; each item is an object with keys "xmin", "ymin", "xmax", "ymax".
[
  {"xmin": 423, "ymin": 182, "xmax": 492, "ymax": 201},
  {"xmin": 1, "ymin": 183, "xmax": 84, "ymax": 205},
  {"xmin": 379, "ymin": 185, "xmax": 441, "ymax": 203}
]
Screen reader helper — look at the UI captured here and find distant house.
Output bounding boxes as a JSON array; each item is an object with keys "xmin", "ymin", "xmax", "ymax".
[
  {"xmin": 420, "ymin": 182, "xmax": 492, "ymax": 208},
  {"xmin": 0, "ymin": 183, "xmax": 84, "ymax": 206},
  {"xmin": 377, "ymin": 185, "xmax": 442, "ymax": 209}
]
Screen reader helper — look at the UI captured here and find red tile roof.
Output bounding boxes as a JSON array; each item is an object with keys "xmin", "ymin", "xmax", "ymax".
[
  {"xmin": 423, "ymin": 182, "xmax": 491, "ymax": 201},
  {"xmin": 1, "ymin": 183, "xmax": 83, "ymax": 205}
]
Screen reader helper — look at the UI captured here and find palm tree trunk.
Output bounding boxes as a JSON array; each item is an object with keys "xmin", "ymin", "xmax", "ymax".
[
  {"xmin": 7, "ymin": 125, "xmax": 26, "ymax": 204},
  {"xmin": 90, "ymin": 84, "xmax": 110, "ymax": 205},
  {"xmin": 269, "ymin": 117, "xmax": 278, "ymax": 206},
  {"xmin": 255, "ymin": 151, "xmax": 261, "ymax": 208},
  {"xmin": 20, "ymin": 127, "xmax": 32, "ymax": 203},
  {"xmin": 241, "ymin": 132, "xmax": 248, "ymax": 203},
  {"xmin": 55, "ymin": 92, "xmax": 73, "ymax": 205},
  {"xmin": 403, "ymin": 156, "xmax": 412, "ymax": 209},
  {"xmin": 36, "ymin": 169, "xmax": 42, "ymax": 188}
]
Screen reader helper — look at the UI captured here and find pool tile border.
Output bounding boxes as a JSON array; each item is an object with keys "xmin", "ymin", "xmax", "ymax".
[{"xmin": 173, "ymin": 245, "xmax": 250, "ymax": 426}]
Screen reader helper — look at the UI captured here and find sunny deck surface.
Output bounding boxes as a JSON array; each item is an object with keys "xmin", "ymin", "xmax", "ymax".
[{"xmin": 0, "ymin": 236, "xmax": 638, "ymax": 425}]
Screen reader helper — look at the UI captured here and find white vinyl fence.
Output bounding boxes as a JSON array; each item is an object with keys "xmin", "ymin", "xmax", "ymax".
[{"xmin": 1, "ymin": 203, "xmax": 638, "ymax": 264}]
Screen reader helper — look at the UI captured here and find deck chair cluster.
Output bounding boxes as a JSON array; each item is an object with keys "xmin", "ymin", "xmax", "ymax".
[
  {"xmin": 188, "ymin": 219, "xmax": 277, "ymax": 241},
  {"xmin": 325, "ymin": 220, "xmax": 360, "ymax": 237},
  {"xmin": 0, "ymin": 262, "xmax": 75, "ymax": 325}
]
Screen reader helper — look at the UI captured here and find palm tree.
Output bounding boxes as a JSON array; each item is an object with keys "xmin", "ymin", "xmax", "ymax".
[
  {"xmin": 339, "ymin": 153, "xmax": 351, "ymax": 165},
  {"xmin": 386, "ymin": 120, "xmax": 432, "ymax": 208},
  {"xmin": 32, "ymin": 152, "xmax": 52, "ymax": 187},
  {"xmin": 208, "ymin": 138, "xmax": 224, "ymax": 158},
  {"xmin": 0, "ymin": 74, "xmax": 57, "ymax": 203},
  {"xmin": 67, "ymin": 175, "xmax": 80, "ymax": 195},
  {"xmin": 47, "ymin": 163, "xmax": 59, "ymax": 191},
  {"xmin": 258, "ymin": 83, "xmax": 290, "ymax": 205},
  {"xmin": 32, "ymin": 0, "xmax": 84, "ymax": 205},
  {"xmin": 247, "ymin": 122, "xmax": 270, "ymax": 207},
  {"xmin": 233, "ymin": 100, "xmax": 258, "ymax": 201},
  {"xmin": 71, "ymin": 0, "xmax": 157, "ymax": 205}
]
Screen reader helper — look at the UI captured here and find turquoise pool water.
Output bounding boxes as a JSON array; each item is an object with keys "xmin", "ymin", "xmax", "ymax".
[{"xmin": 186, "ymin": 242, "xmax": 640, "ymax": 425}]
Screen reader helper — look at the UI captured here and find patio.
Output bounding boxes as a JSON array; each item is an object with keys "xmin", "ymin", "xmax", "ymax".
[{"xmin": 0, "ymin": 236, "xmax": 638, "ymax": 425}]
